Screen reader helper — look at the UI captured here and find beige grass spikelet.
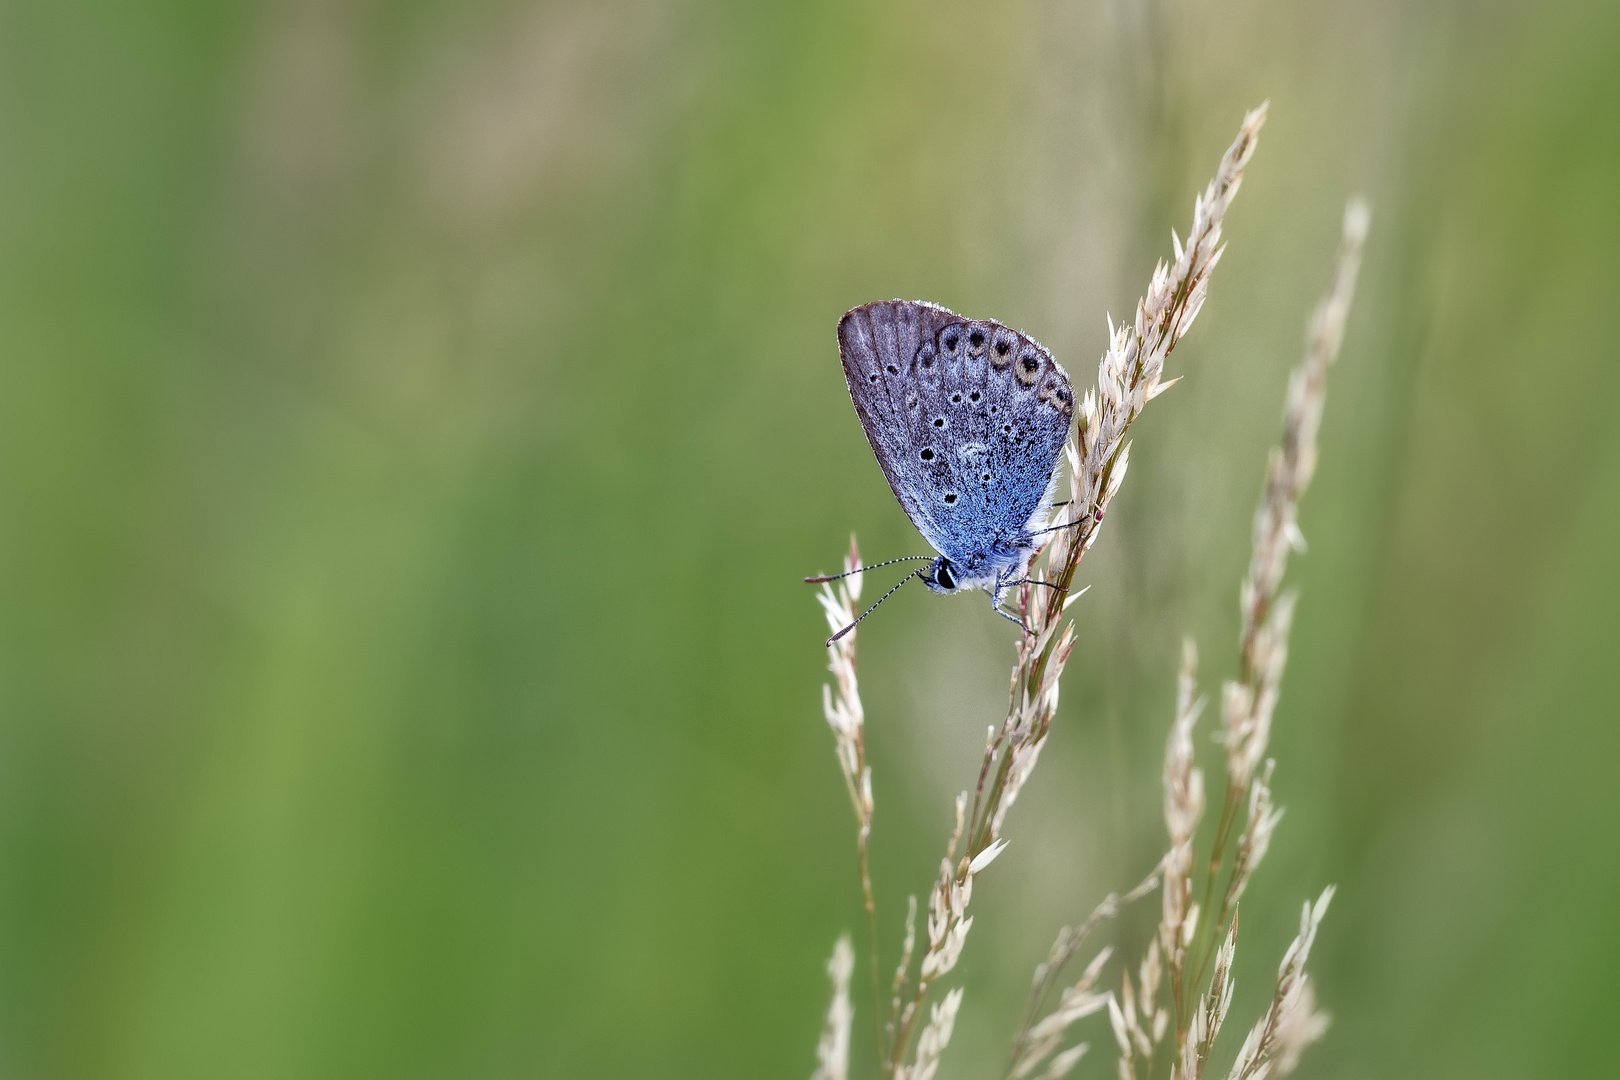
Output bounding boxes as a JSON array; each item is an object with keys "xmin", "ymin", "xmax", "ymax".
[{"xmin": 811, "ymin": 935, "xmax": 854, "ymax": 1080}]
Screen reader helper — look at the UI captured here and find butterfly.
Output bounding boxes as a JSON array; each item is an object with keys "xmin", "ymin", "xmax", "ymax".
[{"xmin": 810, "ymin": 300, "xmax": 1076, "ymax": 643}]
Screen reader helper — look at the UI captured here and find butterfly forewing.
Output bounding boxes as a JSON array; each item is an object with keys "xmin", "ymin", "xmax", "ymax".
[
  {"xmin": 838, "ymin": 300, "xmax": 1074, "ymax": 567},
  {"xmin": 839, "ymin": 302, "xmax": 950, "ymax": 548}
]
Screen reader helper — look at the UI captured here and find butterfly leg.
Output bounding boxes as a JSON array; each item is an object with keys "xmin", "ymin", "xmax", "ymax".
[
  {"xmin": 1026, "ymin": 512, "xmax": 1092, "ymax": 539},
  {"xmin": 990, "ymin": 575, "xmax": 1035, "ymax": 635},
  {"xmin": 1006, "ymin": 577, "xmax": 1064, "ymax": 591}
]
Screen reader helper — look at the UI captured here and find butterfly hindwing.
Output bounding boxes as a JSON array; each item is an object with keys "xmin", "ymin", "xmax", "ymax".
[{"xmin": 838, "ymin": 300, "xmax": 1074, "ymax": 567}]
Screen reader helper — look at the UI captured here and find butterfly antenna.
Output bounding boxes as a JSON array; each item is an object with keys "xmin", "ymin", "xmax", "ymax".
[
  {"xmin": 826, "ymin": 569, "xmax": 926, "ymax": 646},
  {"xmin": 804, "ymin": 555, "xmax": 934, "ymax": 584}
]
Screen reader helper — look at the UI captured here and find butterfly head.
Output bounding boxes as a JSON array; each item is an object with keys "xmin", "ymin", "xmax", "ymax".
[{"xmin": 923, "ymin": 556, "xmax": 964, "ymax": 594}]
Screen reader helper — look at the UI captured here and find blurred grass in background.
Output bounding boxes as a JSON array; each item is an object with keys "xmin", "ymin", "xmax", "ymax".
[{"xmin": 1, "ymin": 0, "xmax": 1617, "ymax": 1077}]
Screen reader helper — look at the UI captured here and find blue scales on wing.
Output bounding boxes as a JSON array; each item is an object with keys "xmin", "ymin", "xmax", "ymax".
[{"xmin": 837, "ymin": 300, "xmax": 1074, "ymax": 574}]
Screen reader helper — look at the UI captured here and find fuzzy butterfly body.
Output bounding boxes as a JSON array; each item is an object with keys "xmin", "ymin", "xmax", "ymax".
[{"xmin": 836, "ymin": 300, "xmax": 1074, "ymax": 628}]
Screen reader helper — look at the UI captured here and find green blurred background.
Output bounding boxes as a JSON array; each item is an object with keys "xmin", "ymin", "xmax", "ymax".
[{"xmin": 2, "ymin": 0, "xmax": 1618, "ymax": 1077}]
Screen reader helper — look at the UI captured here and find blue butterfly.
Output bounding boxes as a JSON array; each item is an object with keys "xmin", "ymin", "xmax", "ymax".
[{"xmin": 811, "ymin": 300, "xmax": 1076, "ymax": 643}]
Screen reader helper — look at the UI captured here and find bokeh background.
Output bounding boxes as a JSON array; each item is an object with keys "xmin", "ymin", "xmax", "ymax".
[{"xmin": 2, "ymin": 0, "xmax": 1618, "ymax": 1077}]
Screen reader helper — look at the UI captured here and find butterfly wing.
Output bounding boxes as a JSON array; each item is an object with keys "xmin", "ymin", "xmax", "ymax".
[
  {"xmin": 838, "ymin": 300, "xmax": 1074, "ymax": 565},
  {"xmin": 838, "ymin": 300, "xmax": 958, "ymax": 553}
]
